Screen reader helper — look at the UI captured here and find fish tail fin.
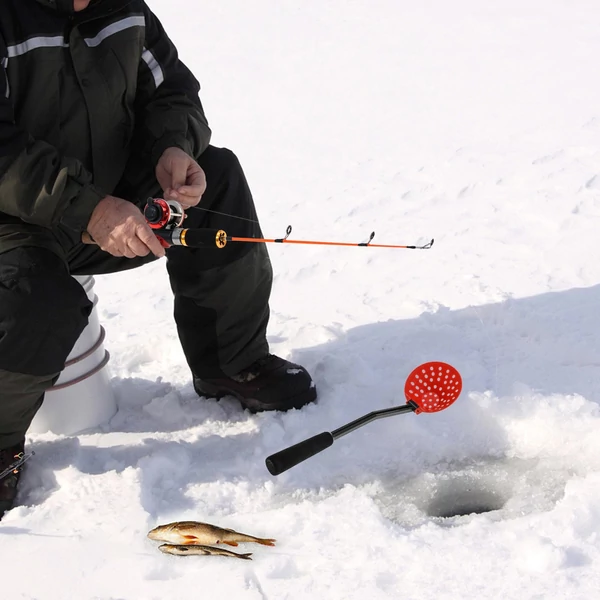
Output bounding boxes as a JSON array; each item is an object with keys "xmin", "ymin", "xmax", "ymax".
[
  {"xmin": 257, "ymin": 538, "xmax": 276, "ymax": 547},
  {"xmin": 240, "ymin": 553, "xmax": 253, "ymax": 560}
]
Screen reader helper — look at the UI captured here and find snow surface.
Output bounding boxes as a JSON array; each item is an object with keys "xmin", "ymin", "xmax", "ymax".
[{"xmin": 5, "ymin": 0, "xmax": 600, "ymax": 598}]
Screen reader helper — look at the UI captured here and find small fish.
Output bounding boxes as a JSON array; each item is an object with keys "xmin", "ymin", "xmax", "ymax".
[
  {"xmin": 147, "ymin": 521, "xmax": 276, "ymax": 547},
  {"xmin": 159, "ymin": 544, "xmax": 252, "ymax": 560}
]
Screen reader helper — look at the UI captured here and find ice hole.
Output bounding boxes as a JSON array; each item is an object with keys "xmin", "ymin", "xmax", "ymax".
[
  {"xmin": 371, "ymin": 459, "xmax": 569, "ymax": 527},
  {"xmin": 426, "ymin": 476, "xmax": 508, "ymax": 518}
]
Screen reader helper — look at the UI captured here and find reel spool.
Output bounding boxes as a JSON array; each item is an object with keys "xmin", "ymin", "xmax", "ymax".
[{"xmin": 144, "ymin": 198, "xmax": 185, "ymax": 230}]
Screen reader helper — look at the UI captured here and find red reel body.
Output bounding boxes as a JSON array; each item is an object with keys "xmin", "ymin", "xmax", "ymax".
[{"xmin": 144, "ymin": 198, "xmax": 185, "ymax": 230}]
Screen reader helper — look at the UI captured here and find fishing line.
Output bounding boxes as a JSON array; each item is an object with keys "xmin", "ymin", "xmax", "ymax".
[{"xmin": 187, "ymin": 204, "xmax": 261, "ymax": 224}]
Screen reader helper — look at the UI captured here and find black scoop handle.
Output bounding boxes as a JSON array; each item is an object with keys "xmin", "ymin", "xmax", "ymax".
[{"xmin": 265, "ymin": 432, "xmax": 334, "ymax": 475}]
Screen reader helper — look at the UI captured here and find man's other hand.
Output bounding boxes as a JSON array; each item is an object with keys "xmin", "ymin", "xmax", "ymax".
[{"xmin": 156, "ymin": 147, "xmax": 206, "ymax": 209}]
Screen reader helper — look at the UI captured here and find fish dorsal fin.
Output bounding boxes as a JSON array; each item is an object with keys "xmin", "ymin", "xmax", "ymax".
[{"xmin": 173, "ymin": 521, "xmax": 201, "ymax": 530}]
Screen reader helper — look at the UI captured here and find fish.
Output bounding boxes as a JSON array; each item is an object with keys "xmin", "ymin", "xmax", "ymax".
[
  {"xmin": 147, "ymin": 521, "xmax": 277, "ymax": 547},
  {"xmin": 159, "ymin": 544, "xmax": 252, "ymax": 560}
]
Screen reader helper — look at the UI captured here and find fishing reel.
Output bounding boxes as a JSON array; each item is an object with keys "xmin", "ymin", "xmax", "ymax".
[
  {"xmin": 142, "ymin": 198, "xmax": 230, "ymax": 249},
  {"xmin": 143, "ymin": 198, "xmax": 186, "ymax": 231},
  {"xmin": 143, "ymin": 198, "xmax": 187, "ymax": 248}
]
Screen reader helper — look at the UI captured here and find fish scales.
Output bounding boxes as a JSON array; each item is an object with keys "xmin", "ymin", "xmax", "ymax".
[
  {"xmin": 148, "ymin": 521, "xmax": 276, "ymax": 547},
  {"xmin": 159, "ymin": 544, "xmax": 252, "ymax": 560}
]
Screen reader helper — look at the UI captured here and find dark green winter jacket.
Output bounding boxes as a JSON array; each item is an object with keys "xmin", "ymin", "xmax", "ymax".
[{"xmin": 0, "ymin": 0, "xmax": 211, "ymax": 254}]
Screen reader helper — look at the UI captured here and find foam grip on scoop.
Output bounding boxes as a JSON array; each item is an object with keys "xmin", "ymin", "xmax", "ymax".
[{"xmin": 265, "ymin": 432, "xmax": 335, "ymax": 476}]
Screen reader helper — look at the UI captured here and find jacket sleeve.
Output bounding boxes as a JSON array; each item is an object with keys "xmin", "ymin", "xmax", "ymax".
[
  {"xmin": 136, "ymin": 4, "xmax": 212, "ymax": 165},
  {"xmin": 0, "ymin": 37, "xmax": 105, "ymax": 232}
]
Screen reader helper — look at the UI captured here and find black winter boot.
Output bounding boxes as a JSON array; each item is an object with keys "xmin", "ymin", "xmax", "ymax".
[
  {"xmin": 0, "ymin": 440, "xmax": 25, "ymax": 520},
  {"xmin": 193, "ymin": 354, "xmax": 317, "ymax": 412}
]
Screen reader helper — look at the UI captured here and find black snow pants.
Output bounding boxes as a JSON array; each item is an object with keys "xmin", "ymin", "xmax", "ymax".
[{"xmin": 0, "ymin": 146, "xmax": 272, "ymax": 449}]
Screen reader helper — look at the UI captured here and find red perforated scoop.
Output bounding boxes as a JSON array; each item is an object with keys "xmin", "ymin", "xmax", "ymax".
[
  {"xmin": 404, "ymin": 361, "xmax": 462, "ymax": 414},
  {"xmin": 265, "ymin": 361, "xmax": 463, "ymax": 476}
]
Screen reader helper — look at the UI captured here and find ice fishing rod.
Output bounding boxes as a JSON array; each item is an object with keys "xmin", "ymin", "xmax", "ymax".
[
  {"xmin": 265, "ymin": 362, "xmax": 462, "ymax": 476},
  {"xmin": 82, "ymin": 198, "xmax": 434, "ymax": 250},
  {"xmin": 143, "ymin": 198, "xmax": 435, "ymax": 250},
  {"xmin": 0, "ymin": 451, "xmax": 35, "ymax": 481}
]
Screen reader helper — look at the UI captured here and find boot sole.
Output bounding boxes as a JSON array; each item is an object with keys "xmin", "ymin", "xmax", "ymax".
[{"xmin": 194, "ymin": 380, "xmax": 317, "ymax": 413}]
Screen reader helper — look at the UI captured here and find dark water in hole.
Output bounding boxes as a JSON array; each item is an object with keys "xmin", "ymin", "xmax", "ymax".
[{"xmin": 427, "ymin": 482, "xmax": 507, "ymax": 518}]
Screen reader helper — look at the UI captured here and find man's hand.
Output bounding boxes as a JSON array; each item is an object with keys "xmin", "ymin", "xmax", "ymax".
[
  {"xmin": 156, "ymin": 147, "xmax": 206, "ymax": 209},
  {"xmin": 86, "ymin": 196, "xmax": 166, "ymax": 258}
]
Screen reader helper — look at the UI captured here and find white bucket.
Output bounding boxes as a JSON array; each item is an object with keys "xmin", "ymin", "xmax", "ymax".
[{"xmin": 28, "ymin": 276, "xmax": 117, "ymax": 435}]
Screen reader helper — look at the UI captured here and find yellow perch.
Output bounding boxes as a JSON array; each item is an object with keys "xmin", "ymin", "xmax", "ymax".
[
  {"xmin": 159, "ymin": 544, "xmax": 253, "ymax": 560},
  {"xmin": 148, "ymin": 521, "xmax": 276, "ymax": 547}
]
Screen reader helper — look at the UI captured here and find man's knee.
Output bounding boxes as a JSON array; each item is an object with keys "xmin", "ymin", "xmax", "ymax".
[
  {"xmin": 0, "ymin": 248, "xmax": 92, "ymax": 376},
  {"xmin": 197, "ymin": 146, "xmax": 242, "ymax": 179}
]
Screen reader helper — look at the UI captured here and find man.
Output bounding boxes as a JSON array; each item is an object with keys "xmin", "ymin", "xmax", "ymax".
[{"xmin": 0, "ymin": 0, "xmax": 317, "ymax": 519}]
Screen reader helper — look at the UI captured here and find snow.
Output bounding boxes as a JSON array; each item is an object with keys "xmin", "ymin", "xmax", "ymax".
[{"xmin": 4, "ymin": 0, "xmax": 600, "ymax": 597}]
